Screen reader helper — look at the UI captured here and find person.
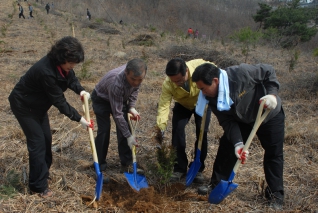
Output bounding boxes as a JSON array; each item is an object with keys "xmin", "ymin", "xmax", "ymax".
[
  {"xmin": 8, "ymin": 36, "xmax": 92, "ymax": 198},
  {"xmin": 156, "ymin": 58, "xmax": 215, "ymax": 183},
  {"xmin": 45, "ymin": 3, "xmax": 50, "ymax": 14},
  {"xmin": 29, "ymin": 3, "xmax": 34, "ymax": 18},
  {"xmin": 187, "ymin": 27, "xmax": 193, "ymax": 38},
  {"xmin": 91, "ymin": 59, "xmax": 147, "ymax": 175},
  {"xmin": 119, "ymin": 20, "xmax": 123, "ymax": 25},
  {"xmin": 194, "ymin": 29, "xmax": 199, "ymax": 39},
  {"xmin": 87, "ymin": 8, "xmax": 91, "ymax": 20},
  {"xmin": 192, "ymin": 63, "xmax": 285, "ymax": 210},
  {"xmin": 18, "ymin": 3, "xmax": 25, "ymax": 19}
]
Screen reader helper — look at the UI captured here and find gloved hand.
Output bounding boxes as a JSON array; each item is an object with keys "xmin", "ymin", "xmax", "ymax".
[
  {"xmin": 127, "ymin": 135, "xmax": 138, "ymax": 149},
  {"xmin": 234, "ymin": 142, "xmax": 249, "ymax": 164},
  {"xmin": 259, "ymin": 95, "xmax": 277, "ymax": 110},
  {"xmin": 129, "ymin": 107, "xmax": 140, "ymax": 121},
  {"xmin": 80, "ymin": 117, "xmax": 91, "ymax": 129},
  {"xmin": 80, "ymin": 90, "xmax": 91, "ymax": 101}
]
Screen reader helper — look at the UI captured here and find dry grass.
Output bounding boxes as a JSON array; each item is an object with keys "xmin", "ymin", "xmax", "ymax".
[{"xmin": 0, "ymin": 0, "xmax": 318, "ymax": 212}]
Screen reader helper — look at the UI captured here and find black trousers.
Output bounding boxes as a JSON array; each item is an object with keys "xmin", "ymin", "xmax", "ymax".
[
  {"xmin": 11, "ymin": 108, "xmax": 52, "ymax": 193},
  {"xmin": 172, "ymin": 103, "xmax": 211, "ymax": 173},
  {"xmin": 19, "ymin": 12, "xmax": 25, "ymax": 19},
  {"xmin": 91, "ymin": 90, "xmax": 132, "ymax": 167},
  {"xmin": 210, "ymin": 107, "xmax": 285, "ymax": 194}
]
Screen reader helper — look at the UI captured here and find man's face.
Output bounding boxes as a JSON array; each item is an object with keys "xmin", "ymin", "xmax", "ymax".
[
  {"xmin": 168, "ymin": 69, "xmax": 189, "ymax": 87},
  {"xmin": 196, "ymin": 78, "xmax": 219, "ymax": 97},
  {"xmin": 125, "ymin": 70, "xmax": 146, "ymax": 88}
]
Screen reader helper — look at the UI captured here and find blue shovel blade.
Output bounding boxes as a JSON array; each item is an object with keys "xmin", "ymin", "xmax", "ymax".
[
  {"xmin": 208, "ymin": 180, "xmax": 238, "ymax": 204},
  {"xmin": 186, "ymin": 149, "xmax": 201, "ymax": 186},
  {"xmin": 94, "ymin": 162, "xmax": 103, "ymax": 200},
  {"xmin": 124, "ymin": 163, "xmax": 149, "ymax": 192}
]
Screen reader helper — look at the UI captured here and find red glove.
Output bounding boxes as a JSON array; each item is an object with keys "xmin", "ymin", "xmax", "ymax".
[{"xmin": 234, "ymin": 142, "xmax": 249, "ymax": 164}]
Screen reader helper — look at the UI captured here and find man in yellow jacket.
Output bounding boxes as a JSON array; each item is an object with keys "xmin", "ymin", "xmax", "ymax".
[{"xmin": 156, "ymin": 58, "xmax": 214, "ymax": 182}]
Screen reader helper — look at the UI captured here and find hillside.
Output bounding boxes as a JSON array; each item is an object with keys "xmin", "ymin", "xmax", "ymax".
[{"xmin": 0, "ymin": 0, "xmax": 318, "ymax": 212}]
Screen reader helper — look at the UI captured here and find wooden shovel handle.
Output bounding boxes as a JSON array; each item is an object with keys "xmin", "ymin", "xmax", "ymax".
[
  {"xmin": 82, "ymin": 94, "xmax": 99, "ymax": 164},
  {"xmin": 197, "ymin": 104, "xmax": 209, "ymax": 151},
  {"xmin": 233, "ymin": 100, "xmax": 271, "ymax": 173},
  {"xmin": 127, "ymin": 113, "xmax": 138, "ymax": 163}
]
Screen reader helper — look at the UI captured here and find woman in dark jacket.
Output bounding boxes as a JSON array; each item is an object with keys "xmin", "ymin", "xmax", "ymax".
[{"xmin": 8, "ymin": 36, "xmax": 91, "ymax": 198}]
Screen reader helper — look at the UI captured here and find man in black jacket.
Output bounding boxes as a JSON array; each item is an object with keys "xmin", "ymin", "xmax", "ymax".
[
  {"xmin": 8, "ymin": 36, "xmax": 91, "ymax": 198},
  {"xmin": 192, "ymin": 63, "xmax": 285, "ymax": 210},
  {"xmin": 18, "ymin": 3, "xmax": 25, "ymax": 19}
]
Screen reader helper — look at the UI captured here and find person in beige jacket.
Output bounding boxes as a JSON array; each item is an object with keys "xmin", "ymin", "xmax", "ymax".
[{"xmin": 156, "ymin": 58, "xmax": 214, "ymax": 182}]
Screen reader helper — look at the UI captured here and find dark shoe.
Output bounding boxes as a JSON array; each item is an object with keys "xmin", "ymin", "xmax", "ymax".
[
  {"xmin": 91, "ymin": 162, "xmax": 107, "ymax": 171},
  {"xmin": 265, "ymin": 187, "xmax": 284, "ymax": 210},
  {"xmin": 170, "ymin": 172, "xmax": 185, "ymax": 182},
  {"xmin": 31, "ymin": 188, "xmax": 53, "ymax": 198},
  {"xmin": 193, "ymin": 172, "xmax": 204, "ymax": 184},
  {"xmin": 120, "ymin": 164, "xmax": 144, "ymax": 175},
  {"xmin": 269, "ymin": 191, "xmax": 284, "ymax": 210},
  {"xmin": 198, "ymin": 185, "xmax": 212, "ymax": 195},
  {"xmin": 94, "ymin": 173, "xmax": 110, "ymax": 184}
]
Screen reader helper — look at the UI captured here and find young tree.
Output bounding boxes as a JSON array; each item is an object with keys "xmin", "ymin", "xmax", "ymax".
[{"xmin": 229, "ymin": 27, "xmax": 262, "ymax": 62}]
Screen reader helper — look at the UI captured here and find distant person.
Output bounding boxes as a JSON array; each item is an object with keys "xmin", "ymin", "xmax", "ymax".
[
  {"xmin": 156, "ymin": 58, "xmax": 215, "ymax": 183},
  {"xmin": 51, "ymin": 2, "xmax": 54, "ymax": 10},
  {"xmin": 45, "ymin": 3, "xmax": 50, "ymax": 14},
  {"xmin": 91, "ymin": 59, "xmax": 147, "ymax": 174},
  {"xmin": 194, "ymin": 29, "xmax": 199, "ymax": 39},
  {"xmin": 192, "ymin": 63, "xmax": 285, "ymax": 210},
  {"xmin": 87, "ymin": 8, "xmax": 91, "ymax": 20},
  {"xmin": 29, "ymin": 3, "xmax": 34, "ymax": 18},
  {"xmin": 8, "ymin": 36, "xmax": 92, "ymax": 198},
  {"xmin": 187, "ymin": 27, "xmax": 193, "ymax": 38},
  {"xmin": 18, "ymin": 3, "xmax": 25, "ymax": 19},
  {"xmin": 119, "ymin": 20, "xmax": 123, "ymax": 25}
]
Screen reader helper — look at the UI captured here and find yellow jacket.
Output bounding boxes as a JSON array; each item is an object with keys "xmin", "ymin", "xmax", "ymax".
[{"xmin": 156, "ymin": 59, "xmax": 215, "ymax": 130}]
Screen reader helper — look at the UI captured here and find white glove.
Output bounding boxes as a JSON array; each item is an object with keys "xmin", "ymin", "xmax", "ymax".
[
  {"xmin": 80, "ymin": 117, "xmax": 90, "ymax": 129},
  {"xmin": 129, "ymin": 107, "xmax": 140, "ymax": 121},
  {"xmin": 127, "ymin": 135, "xmax": 138, "ymax": 149},
  {"xmin": 259, "ymin": 95, "xmax": 277, "ymax": 110},
  {"xmin": 80, "ymin": 90, "xmax": 91, "ymax": 100},
  {"xmin": 234, "ymin": 142, "xmax": 249, "ymax": 164}
]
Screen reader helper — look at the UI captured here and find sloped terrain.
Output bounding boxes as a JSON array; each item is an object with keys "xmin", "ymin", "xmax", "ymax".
[{"xmin": 0, "ymin": 1, "xmax": 318, "ymax": 212}]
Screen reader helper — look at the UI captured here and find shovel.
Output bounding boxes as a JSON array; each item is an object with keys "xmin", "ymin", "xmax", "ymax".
[
  {"xmin": 82, "ymin": 94, "xmax": 103, "ymax": 201},
  {"xmin": 124, "ymin": 113, "xmax": 149, "ymax": 191},
  {"xmin": 186, "ymin": 103, "xmax": 209, "ymax": 186},
  {"xmin": 208, "ymin": 100, "xmax": 270, "ymax": 204}
]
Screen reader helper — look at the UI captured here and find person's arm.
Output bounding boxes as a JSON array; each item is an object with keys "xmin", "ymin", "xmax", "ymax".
[
  {"xmin": 128, "ymin": 88, "xmax": 139, "ymax": 109},
  {"xmin": 212, "ymin": 106, "xmax": 243, "ymax": 146},
  {"xmin": 42, "ymin": 74, "xmax": 82, "ymax": 121},
  {"xmin": 108, "ymin": 84, "xmax": 131, "ymax": 138},
  {"xmin": 156, "ymin": 80, "xmax": 173, "ymax": 131},
  {"xmin": 67, "ymin": 70, "xmax": 85, "ymax": 94}
]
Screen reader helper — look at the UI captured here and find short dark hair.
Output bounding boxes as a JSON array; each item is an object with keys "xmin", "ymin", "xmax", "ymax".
[
  {"xmin": 165, "ymin": 58, "xmax": 187, "ymax": 76},
  {"xmin": 47, "ymin": 36, "xmax": 84, "ymax": 65},
  {"xmin": 192, "ymin": 63, "xmax": 220, "ymax": 85},
  {"xmin": 125, "ymin": 58, "xmax": 147, "ymax": 76}
]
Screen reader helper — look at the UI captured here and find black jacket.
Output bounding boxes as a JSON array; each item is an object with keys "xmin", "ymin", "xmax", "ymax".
[
  {"xmin": 8, "ymin": 56, "xmax": 84, "ymax": 121},
  {"xmin": 207, "ymin": 63, "xmax": 282, "ymax": 146}
]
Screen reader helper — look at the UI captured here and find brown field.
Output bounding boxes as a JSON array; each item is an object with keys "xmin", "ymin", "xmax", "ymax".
[{"xmin": 0, "ymin": 1, "xmax": 318, "ymax": 212}]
